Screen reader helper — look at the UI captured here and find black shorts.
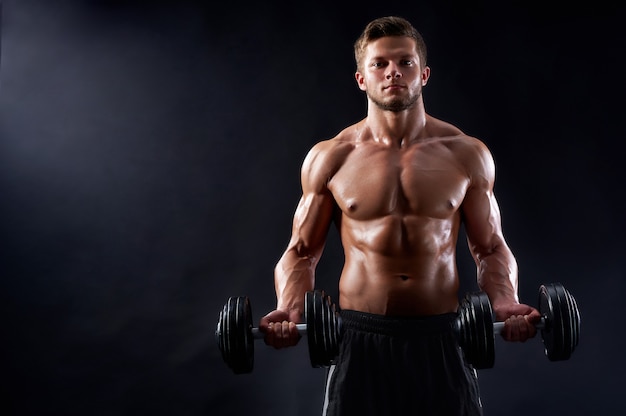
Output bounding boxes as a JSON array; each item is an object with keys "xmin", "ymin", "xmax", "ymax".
[{"xmin": 322, "ymin": 310, "xmax": 483, "ymax": 416}]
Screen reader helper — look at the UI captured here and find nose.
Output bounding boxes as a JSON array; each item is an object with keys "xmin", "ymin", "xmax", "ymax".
[{"xmin": 385, "ymin": 63, "xmax": 402, "ymax": 80}]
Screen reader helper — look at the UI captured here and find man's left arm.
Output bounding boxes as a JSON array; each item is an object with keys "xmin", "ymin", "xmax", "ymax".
[{"xmin": 461, "ymin": 138, "xmax": 541, "ymax": 342}]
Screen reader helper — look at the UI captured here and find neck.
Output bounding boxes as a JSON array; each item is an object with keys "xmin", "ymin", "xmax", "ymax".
[{"xmin": 365, "ymin": 99, "xmax": 428, "ymax": 148}]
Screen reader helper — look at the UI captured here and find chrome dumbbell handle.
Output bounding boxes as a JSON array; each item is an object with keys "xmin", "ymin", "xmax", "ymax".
[
  {"xmin": 493, "ymin": 317, "xmax": 546, "ymax": 334},
  {"xmin": 250, "ymin": 324, "xmax": 307, "ymax": 339}
]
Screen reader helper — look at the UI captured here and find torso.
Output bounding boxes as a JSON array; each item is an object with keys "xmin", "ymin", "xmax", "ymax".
[{"xmin": 321, "ymin": 117, "xmax": 480, "ymax": 316}]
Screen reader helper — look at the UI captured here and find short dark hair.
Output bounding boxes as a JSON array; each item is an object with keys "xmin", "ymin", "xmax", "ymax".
[{"xmin": 354, "ymin": 16, "xmax": 427, "ymax": 72}]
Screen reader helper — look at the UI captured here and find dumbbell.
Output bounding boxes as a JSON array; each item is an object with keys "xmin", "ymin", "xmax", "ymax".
[
  {"xmin": 456, "ymin": 282, "xmax": 580, "ymax": 369},
  {"xmin": 215, "ymin": 290, "xmax": 341, "ymax": 374}
]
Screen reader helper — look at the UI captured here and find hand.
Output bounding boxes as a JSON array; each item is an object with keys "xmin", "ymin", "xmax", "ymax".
[
  {"xmin": 493, "ymin": 302, "xmax": 542, "ymax": 342},
  {"xmin": 259, "ymin": 309, "xmax": 302, "ymax": 349}
]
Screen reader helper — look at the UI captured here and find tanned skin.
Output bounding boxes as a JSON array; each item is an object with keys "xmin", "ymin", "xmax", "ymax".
[{"xmin": 260, "ymin": 35, "xmax": 541, "ymax": 348}]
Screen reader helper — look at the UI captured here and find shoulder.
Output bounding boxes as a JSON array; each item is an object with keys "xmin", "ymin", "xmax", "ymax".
[
  {"xmin": 426, "ymin": 115, "xmax": 495, "ymax": 182},
  {"xmin": 449, "ymin": 135, "xmax": 493, "ymax": 163},
  {"xmin": 452, "ymin": 136, "xmax": 495, "ymax": 187},
  {"xmin": 301, "ymin": 123, "xmax": 360, "ymax": 190},
  {"xmin": 303, "ymin": 123, "xmax": 360, "ymax": 172}
]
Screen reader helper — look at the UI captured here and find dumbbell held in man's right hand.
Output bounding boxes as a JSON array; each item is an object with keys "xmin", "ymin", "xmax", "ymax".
[{"xmin": 215, "ymin": 290, "xmax": 341, "ymax": 374}]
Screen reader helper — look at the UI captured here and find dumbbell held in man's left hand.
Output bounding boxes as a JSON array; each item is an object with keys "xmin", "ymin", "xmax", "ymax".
[
  {"xmin": 456, "ymin": 282, "xmax": 580, "ymax": 369},
  {"xmin": 215, "ymin": 290, "xmax": 341, "ymax": 374}
]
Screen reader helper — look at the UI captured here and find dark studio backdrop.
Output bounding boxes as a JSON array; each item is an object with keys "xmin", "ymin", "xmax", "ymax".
[{"xmin": 1, "ymin": 1, "xmax": 625, "ymax": 415}]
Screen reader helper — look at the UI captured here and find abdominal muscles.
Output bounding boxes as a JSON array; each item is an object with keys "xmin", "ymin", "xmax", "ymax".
[{"xmin": 337, "ymin": 214, "xmax": 461, "ymax": 316}]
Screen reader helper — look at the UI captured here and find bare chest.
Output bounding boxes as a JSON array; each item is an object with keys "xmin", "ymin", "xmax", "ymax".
[{"xmin": 328, "ymin": 145, "xmax": 470, "ymax": 220}]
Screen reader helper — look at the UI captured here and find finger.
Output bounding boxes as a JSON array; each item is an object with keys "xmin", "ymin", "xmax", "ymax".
[
  {"xmin": 287, "ymin": 321, "xmax": 301, "ymax": 344},
  {"xmin": 263, "ymin": 322, "xmax": 276, "ymax": 347},
  {"xmin": 272, "ymin": 321, "xmax": 285, "ymax": 348},
  {"xmin": 272, "ymin": 321, "xmax": 294, "ymax": 349},
  {"xmin": 505, "ymin": 315, "xmax": 523, "ymax": 342},
  {"xmin": 517, "ymin": 316, "xmax": 530, "ymax": 342},
  {"xmin": 268, "ymin": 321, "xmax": 288, "ymax": 349},
  {"xmin": 280, "ymin": 320, "xmax": 300, "ymax": 346},
  {"xmin": 280, "ymin": 321, "xmax": 293, "ymax": 348},
  {"xmin": 505, "ymin": 317, "xmax": 518, "ymax": 342},
  {"xmin": 524, "ymin": 315, "xmax": 538, "ymax": 339}
]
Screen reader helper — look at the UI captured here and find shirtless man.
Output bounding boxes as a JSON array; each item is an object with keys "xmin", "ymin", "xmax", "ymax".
[{"xmin": 259, "ymin": 16, "xmax": 541, "ymax": 415}]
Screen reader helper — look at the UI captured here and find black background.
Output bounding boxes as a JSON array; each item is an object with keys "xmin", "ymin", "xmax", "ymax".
[{"xmin": 1, "ymin": 1, "xmax": 625, "ymax": 415}]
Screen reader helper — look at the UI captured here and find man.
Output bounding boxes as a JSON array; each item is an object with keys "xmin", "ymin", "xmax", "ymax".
[{"xmin": 259, "ymin": 16, "xmax": 541, "ymax": 415}]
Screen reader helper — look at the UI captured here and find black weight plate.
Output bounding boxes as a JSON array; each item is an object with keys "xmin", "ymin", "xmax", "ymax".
[
  {"xmin": 539, "ymin": 284, "xmax": 565, "ymax": 361},
  {"xmin": 228, "ymin": 296, "xmax": 255, "ymax": 374},
  {"xmin": 559, "ymin": 283, "xmax": 576, "ymax": 360},
  {"xmin": 228, "ymin": 297, "xmax": 243, "ymax": 370},
  {"xmin": 566, "ymin": 288, "xmax": 580, "ymax": 351},
  {"xmin": 227, "ymin": 297, "xmax": 239, "ymax": 372},
  {"xmin": 328, "ymin": 301, "xmax": 341, "ymax": 361},
  {"xmin": 325, "ymin": 295, "xmax": 335, "ymax": 358},
  {"xmin": 478, "ymin": 291, "xmax": 496, "ymax": 369},
  {"xmin": 313, "ymin": 291, "xmax": 322, "ymax": 366},
  {"xmin": 554, "ymin": 283, "xmax": 573, "ymax": 360},
  {"xmin": 306, "ymin": 291, "xmax": 321, "ymax": 368},
  {"xmin": 555, "ymin": 283, "xmax": 573, "ymax": 360},
  {"xmin": 317, "ymin": 291, "xmax": 328, "ymax": 365},
  {"xmin": 473, "ymin": 292, "xmax": 495, "ymax": 369},
  {"xmin": 219, "ymin": 299, "xmax": 233, "ymax": 368},
  {"xmin": 468, "ymin": 294, "xmax": 484, "ymax": 367},
  {"xmin": 216, "ymin": 297, "xmax": 254, "ymax": 374},
  {"xmin": 562, "ymin": 287, "xmax": 576, "ymax": 355},
  {"xmin": 242, "ymin": 296, "xmax": 255, "ymax": 373},
  {"xmin": 316, "ymin": 290, "xmax": 328, "ymax": 367},
  {"xmin": 464, "ymin": 293, "xmax": 479, "ymax": 367},
  {"xmin": 458, "ymin": 292, "xmax": 494, "ymax": 368},
  {"xmin": 321, "ymin": 292, "xmax": 332, "ymax": 365},
  {"xmin": 470, "ymin": 294, "xmax": 483, "ymax": 367},
  {"xmin": 325, "ymin": 293, "xmax": 336, "ymax": 365},
  {"xmin": 315, "ymin": 290, "xmax": 326, "ymax": 367},
  {"xmin": 538, "ymin": 284, "xmax": 558, "ymax": 360},
  {"xmin": 224, "ymin": 298, "xmax": 236, "ymax": 367}
]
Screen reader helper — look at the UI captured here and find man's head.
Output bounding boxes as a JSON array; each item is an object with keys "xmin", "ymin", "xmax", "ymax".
[
  {"xmin": 354, "ymin": 16, "xmax": 427, "ymax": 73},
  {"xmin": 354, "ymin": 16, "xmax": 430, "ymax": 113}
]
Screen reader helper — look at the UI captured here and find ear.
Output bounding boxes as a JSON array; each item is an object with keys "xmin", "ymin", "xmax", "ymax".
[
  {"xmin": 421, "ymin": 66, "xmax": 431, "ymax": 86},
  {"xmin": 355, "ymin": 71, "xmax": 367, "ymax": 91}
]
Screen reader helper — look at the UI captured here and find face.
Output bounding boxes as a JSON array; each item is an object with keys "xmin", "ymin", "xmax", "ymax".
[{"xmin": 355, "ymin": 36, "xmax": 430, "ymax": 112}]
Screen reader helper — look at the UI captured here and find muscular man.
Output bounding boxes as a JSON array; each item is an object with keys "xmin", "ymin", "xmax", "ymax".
[{"xmin": 259, "ymin": 16, "xmax": 541, "ymax": 415}]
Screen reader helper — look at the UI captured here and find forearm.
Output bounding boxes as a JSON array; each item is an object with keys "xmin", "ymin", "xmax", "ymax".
[
  {"xmin": 274, "ymin": 248, "xmax": 317, "ymax": 316},
  {"xmin": 475, "ymin": 244, "xmax": 519, "ymax": 306},
  {"xmin": 475, "ymin": 244, "xmax": 542, "ymax": 341}
]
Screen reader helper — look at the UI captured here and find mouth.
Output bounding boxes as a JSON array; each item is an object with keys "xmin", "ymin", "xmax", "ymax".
[{"xmin": 384, "ymin": 84, "xmax": 405, "ymax": 91}]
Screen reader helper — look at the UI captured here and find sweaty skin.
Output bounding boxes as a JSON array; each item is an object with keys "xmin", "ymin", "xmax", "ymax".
[{"xmin": 260, "ymin": 36, "xmax": 540, "ymax": 348}]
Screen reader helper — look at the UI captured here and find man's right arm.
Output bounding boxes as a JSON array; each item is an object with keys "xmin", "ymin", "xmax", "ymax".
[{"xmin": 260, "ymin": 142, "xmax": 337, "ymax": 348}]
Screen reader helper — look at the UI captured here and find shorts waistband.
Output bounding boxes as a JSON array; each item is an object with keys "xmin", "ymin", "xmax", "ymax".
[{"xmin": 340, "ymin": 310, "xmax": 457, "ymax": 336}]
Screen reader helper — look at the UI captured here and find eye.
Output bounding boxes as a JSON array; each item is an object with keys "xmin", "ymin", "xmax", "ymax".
[
  {"xmin": 402, "ymin": 60, "xmax": 413, "ymax": 66},
  {"xmin": 371, "ymin": 61, "xmax": 384, "ymax": 68}
]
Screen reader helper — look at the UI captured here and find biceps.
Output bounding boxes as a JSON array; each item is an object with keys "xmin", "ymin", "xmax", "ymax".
[
  {"xmin": 288, "ymin": 192, "xmax": 335, "ymax": 258},
  {"xmin": 462, "ymin": 187, "xmax": 505, "ymax": 256}
]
